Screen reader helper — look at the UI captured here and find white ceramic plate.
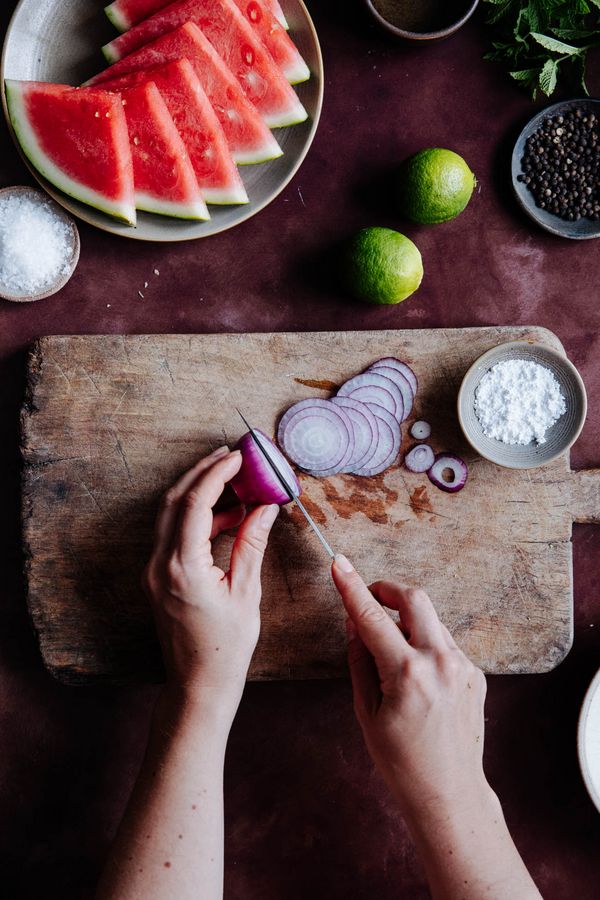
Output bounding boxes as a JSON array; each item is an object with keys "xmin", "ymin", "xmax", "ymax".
[
  {"xmin": 578, "ymin": 666, "xmax": 600, "ymax": 814},
  {"xmin": 1, "ymin": 0, "xmax": 323, "ymax": 242}
]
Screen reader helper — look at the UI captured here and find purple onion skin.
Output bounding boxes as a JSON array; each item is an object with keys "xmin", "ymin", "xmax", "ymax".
[
  {"xmin": 427, "ymin": 453, "xmax": 468, "ymax": 494},
  {"xmin": 230, "ymin": 431, "xmax": 300, "ymax": 506}
]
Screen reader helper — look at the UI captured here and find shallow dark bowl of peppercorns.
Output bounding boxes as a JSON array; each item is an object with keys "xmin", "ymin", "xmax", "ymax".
[{"xmin": 511, "ymin": 98, "xmax": 600, "ymax": 240}]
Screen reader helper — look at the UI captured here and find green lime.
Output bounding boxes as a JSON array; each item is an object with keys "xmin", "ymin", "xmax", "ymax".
[
  {"xmin": 343, "ymin": 226, "xmax": 423, "ymax": 305},
  {"xmin": 397, "ymin": 148, "xmax": 476, "ymax": 224}
]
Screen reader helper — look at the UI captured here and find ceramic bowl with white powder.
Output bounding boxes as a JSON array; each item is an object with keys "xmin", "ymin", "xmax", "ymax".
[
  {"xmin": 578, "ymin": 667, "xmax": 600, "ymax": 815},
  {"xmin": 457, "ymin": 341, "xmax": 587, "ymax": 469},
  {"xmin": 0, "ymin": 185, "xmax": 80, "ymax": 302}
]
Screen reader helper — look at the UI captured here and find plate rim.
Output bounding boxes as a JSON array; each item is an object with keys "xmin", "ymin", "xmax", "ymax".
[
  {"xmin": 1, "ymin": 0, "xmax": 324, "ymax": 242},
  {"xmin": 577, "ymin": 665, "xmax": 600, "ymax": 815},
  {"xmin": 510, "ymin": 96, "xmax": 600, "ymax": 242}
]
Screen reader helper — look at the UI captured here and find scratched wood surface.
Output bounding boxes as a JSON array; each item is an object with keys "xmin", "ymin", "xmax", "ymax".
[{"xmin": 21, "ymin": 328, "xmax": 600, "ymax": 684}]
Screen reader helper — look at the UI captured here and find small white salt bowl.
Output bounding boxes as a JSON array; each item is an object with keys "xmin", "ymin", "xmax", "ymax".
[
  {"xmin": 0, "ymin": 185, "xmax": 80, "ymax": 302},
  {"xmin": 457, "ymin": 341, "xmax": 587, "ymax": 469},
  {"xmin": 578, "ymin": 666, "xmax": 600, "ymax": 814}
]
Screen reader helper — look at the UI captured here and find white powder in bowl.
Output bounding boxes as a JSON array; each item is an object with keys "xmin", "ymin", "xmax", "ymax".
[
  {"xmin": 0, "ymin": 193, "xmax": 74, "ymax": 295},
  {"xmin": 474, "ymin": 358, "xmax": 566, "ymax": 445}
]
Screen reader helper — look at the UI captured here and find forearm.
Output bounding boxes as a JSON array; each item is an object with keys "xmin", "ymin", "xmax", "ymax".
[
  {"xmin": 403, "ymin": 783, "xmax": 542, "ymax": 900},
  {"xmin": 96, "ymin": 687, "xmax": 233, "ymax": 900}
]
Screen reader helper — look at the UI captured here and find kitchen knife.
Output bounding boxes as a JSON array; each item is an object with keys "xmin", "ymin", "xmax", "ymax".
[{"xmin": 236, "ymin": 409, "xmax": 335, "ymax": 559}]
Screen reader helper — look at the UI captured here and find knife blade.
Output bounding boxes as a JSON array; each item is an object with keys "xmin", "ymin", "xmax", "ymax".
[{"xmin": 235, "ymin": 409, "xmax": 335, "ymax": 559}]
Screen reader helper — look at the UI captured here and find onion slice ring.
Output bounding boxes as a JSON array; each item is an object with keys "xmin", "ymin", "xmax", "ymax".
[
  {"xmin": 337, "ymin": 372, "xmax": 404, "ymax": 422},
  {"xmin": 331, "ymin": 396, "xmax": 380, "ymax": 473},
  {"xmin": 277, "ymin": 399, "xmax": 354, "ymax": 475},
  {"xmin": 427, "ymin": 453, "xmax": 468, "ymax": 493},
  {"xmin": 353, "ymin": 406, "xmax": 401, "ymax": 477}
]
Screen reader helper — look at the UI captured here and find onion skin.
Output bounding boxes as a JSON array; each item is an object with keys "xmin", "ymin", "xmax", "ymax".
[{"xmin": 231, "ymin": 430, "xmax": 301, "ymax": 506}]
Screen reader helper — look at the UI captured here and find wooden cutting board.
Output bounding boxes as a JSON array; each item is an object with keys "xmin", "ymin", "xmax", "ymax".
[{"xmin": 21, "ymin": 328, "xmax": 599, "ymax": 685}]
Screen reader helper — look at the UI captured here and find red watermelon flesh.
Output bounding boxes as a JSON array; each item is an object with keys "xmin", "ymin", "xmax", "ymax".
[
  {"xmin": 4, "ymin": 80, "xmax": 136, "ymax": 224},
  {"xmin": 114, "ymin": 81, "xmax": 209, "ymax": 218},
  {"xmin": 231, "ymin": 0, "xmax": 308, "ymax": 83},
  {"xmin": 102, "ymin": 0, "xmax": 307, "ymax": 128},
  {"xmin": 87, "ymin": 23, "xmax": 282, "ymax": 165},
  {"xmin": 105, "ymin": 0, "xmax": 288, "ymax": 31},
  {"xmin": 100, "ymin": 59, "xmax": 248, "ymax": 204}
]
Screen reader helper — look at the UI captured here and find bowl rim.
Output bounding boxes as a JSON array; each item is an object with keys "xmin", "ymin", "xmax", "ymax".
[
  {"xmin": 511, "ymin": 97, "xmax": 600, "ymax": 241},
  {"xmin": 457, "ymin": 340, "xmax": 587, "ymax": 469},
  {"xmin": 577, "ymin": 666, "xmax": 600, "ymax": 815},
  {"xmin": 364, "ymin": 0, "xmax": 480, "ymax": 40},
  {"xmin": 0, "ymin": 184, "xmax": 80, "ymax": 302}
]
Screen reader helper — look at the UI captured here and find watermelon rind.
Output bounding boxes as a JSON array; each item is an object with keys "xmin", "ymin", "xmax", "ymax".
[
  {"xmin": 104, "ymin": 2, "xmax": 130, "ymax": 33},
  {"xmin": 102, "ymin": 43, "xmax": 119, "ymax": 65},
  {"xmin": 234, "ymin": 139, "xmax": 282, "ymax": 166},
  {"xmin": 4, "ymin": 80, "xmax": 137, "ymax": 226},
  {"xmin": 270, "ymin": 0, "xmax": 288, "ymax": 29},
  {"xmin": 285, "ymin": 57, "xmax": 310, "ymax": 86},
  {"xmin": 135, "ymin": 191, "xmax": 211, "ymax": 220},
  {"xmin": 262, "ymin": 95, "xmax": 308, "ymax": 129}
]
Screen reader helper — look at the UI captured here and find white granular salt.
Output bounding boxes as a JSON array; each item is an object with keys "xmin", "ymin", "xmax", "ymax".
[
  {"xmin": 0, "ymin": 194, "xmax": 73, "ymax": 295},
  {"xmin": 474, "ymin": 358, "xmax": 566, "ymax": 445}
]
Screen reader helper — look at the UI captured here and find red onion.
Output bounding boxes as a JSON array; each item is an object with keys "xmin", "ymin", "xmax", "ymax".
[
  {"xmin": 277, "ymin": 399, "xmax": 354, "ymax": 475},
  {"xmin": 370, "ymin": 357, "xmax": 418, "ymax": 396},
  {"xmin": 337, "ymin": 371, "xmax": 404, "ymax": 422},
  {"xmin": 231, "ymin": 429, "xmax": 301, "ymax": 506},
  {"xmin": 405, "ymin": 443, "xmax": 435, "ymax": 473},
  {"xmin": 331, "ymin": 396, "xmax": 380, "ymax": 472},
  {"xmin": 368, "ymin": 364, "xmax": 413, "ymax": 421},
  {"xmin": 410, "ymin": 420, "xmax": 431, "ymax": 440},
  {"xmin": 353, "ymin": 407, "xmax": 401, "ymax": 476},
  {"xmin": 427, "ymin": 453, "xmax": 468, "ymax": 493}
]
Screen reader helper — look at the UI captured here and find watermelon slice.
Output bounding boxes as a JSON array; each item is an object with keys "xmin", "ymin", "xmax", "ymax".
[
  {"xmin": 105, "ymin": 0, "xmax": 288, "ymax": 31},
  {"xmin": 114, "ymin": 81, "xmax": 209, "ymax": 219},
  {"xmin": 101, "ymin": 0, "xmax": 308, "ymax": 128},
  {"xmin": 87, "ymin": 23, "xmax": 282, "ymax": 165},
  {"xmin": 4, "ymin": 80, "xmax": 136, "ymax": 225},
  {"xmin": 101, "ymin": 59, "xmax": 248, "ymax": 205},
  {"xmin": 231, "ymin": 0, "xmax": 308, "ymax": 84}
]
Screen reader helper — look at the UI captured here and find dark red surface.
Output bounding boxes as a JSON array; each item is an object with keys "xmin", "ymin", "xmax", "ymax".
[{"xmin": 1, "ymin": 3, "xmax": 600, "ymax": 897}]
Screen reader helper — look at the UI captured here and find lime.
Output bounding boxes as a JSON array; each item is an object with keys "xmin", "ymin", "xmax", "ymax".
[
  {"xmin": 343, "ymin": 226, "xmax": 423, "ymax": 305},
  {"xmin": 397, "ymin": 148, "xmax": 476, "ymax": 224}
]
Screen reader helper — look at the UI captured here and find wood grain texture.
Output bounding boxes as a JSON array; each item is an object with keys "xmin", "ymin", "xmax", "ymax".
[{"xmin": 21, "ymin": 327, "xmax": 593, "ymax": 685}]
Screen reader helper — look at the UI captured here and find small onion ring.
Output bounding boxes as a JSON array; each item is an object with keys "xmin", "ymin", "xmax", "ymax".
[
  {"xmin": 427, "ymin": 453, "xmax": 468, "ymax": 493},
  {"xmin": 410, "ymin": 420, "xmax": 431, "ymax": 440},
  {"xmin": 404, "ymin": 443, "xmax": 435, "ymax": 473}
]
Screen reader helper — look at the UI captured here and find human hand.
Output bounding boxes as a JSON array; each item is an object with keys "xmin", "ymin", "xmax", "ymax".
[
  {"xmin": 331, "ymin": 556, "xmax": 489, "ymax": 825},
  {"xmin": 143, "ymin": 447, "xmax": 279, "ymax": 722}
]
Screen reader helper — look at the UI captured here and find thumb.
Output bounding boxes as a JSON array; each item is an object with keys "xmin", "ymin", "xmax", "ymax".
[{"xmin": 229, "ymin": 504, "xmax": 279, "ymax": 595}]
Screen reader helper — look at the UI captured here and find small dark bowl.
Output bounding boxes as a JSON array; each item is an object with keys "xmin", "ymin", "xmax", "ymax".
[
  {"xmin": 364, "ymin": 0, "xmax": 479, "ymax": 42},
  {"xmin": 511, "ymin": 98, "xmax": 600, "ymax": 240}
]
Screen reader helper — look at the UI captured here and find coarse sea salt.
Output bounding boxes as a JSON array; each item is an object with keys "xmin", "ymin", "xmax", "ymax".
[
  {"xmin": 474, "ymin": 358, "xmax": 566, "ymax": 445},
  {"xmin": 0, "ymin": 194, "xmax": 73, "ymax": 295}
]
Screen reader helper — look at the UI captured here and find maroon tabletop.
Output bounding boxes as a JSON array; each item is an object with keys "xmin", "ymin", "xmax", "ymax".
[{"xmin": 1, "ymin": 3, "xmax": 599, "ymax": 898}]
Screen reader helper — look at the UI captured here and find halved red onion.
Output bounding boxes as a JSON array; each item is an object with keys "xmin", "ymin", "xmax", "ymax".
[
  {"xmin": 404, "ymin": 443, "xmax": 435, "ymax": 473},
  {"xmin": 331, "ymin": 396, "xmax": 380, "ymax": 473},
  {"xmin": 231, "ymin": 429, "xmax": 301, "ymax": 506},
  {"xmin": 368, "ymin": 364, "xmax": 413, "ymax": 422},
  {"xmin": 338, "ymin": 372, "xmax": 404, "ymax": 421},
  {"xmin": 370, "ymin": 357, "xmax": 418, "ymax": 396},
  {"xmin": 277, "ymin": 399, "xmax": 354, "ymax": 475},
  {"xmin": 411, "ymin": 420, "xmax": 431, "ymax": 440},
  {"xmin": 427, "ymin": 453, "xmax": 468, "ymax": 493},
  {"xmin": 353, "ymin": 407, "xmax": 401, "ymax": 477}
]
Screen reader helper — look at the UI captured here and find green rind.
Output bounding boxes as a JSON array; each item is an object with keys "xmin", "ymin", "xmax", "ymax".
[
  {"xmin": 263, "ymin": 97, "xmax": 308, "ymax": 129},
  {"xmin": 104, "ymin": 2, "xmax": 130, "ymax": 33},
  {"xmin": 102, "ymin": 43, "xmax": 119, "ymax": 65},
  {"xmin": 233, "ymin": 139, "xmax": 283, "ymax": 165},
  {"xmin": 4, "ymin": 80, "xmax": 136, "ymax": 226},
  {"xmin": 203, "ymin": 186, "xmax": 249, "ymax": 205},
  {"xmin": 286, "ymin": 59, "xmax": 311, "ymax": 85},
  {"xmin": 135, "ymin": 191, "xmax": 211, "ymax": 220}
]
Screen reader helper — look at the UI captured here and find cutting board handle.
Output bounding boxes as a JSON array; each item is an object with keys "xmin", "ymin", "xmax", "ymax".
[{"xmin": 571, "ymin": 469, "xmax": 600, "ymax": 524}]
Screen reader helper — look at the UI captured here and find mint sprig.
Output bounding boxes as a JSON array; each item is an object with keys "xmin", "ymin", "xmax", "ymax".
[{"xmin": 483, "ymin": 0, "xmax": 600, "ymax": 98}]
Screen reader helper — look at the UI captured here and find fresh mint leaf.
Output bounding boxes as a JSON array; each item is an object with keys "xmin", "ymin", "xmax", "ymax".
[
  {"xmin": 539, "ymin": 58, "xmax": 559, "ymax": 94},
  {"xmin": 530, "ymin": 32, "xmax": 583, "ymax": 54}
]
